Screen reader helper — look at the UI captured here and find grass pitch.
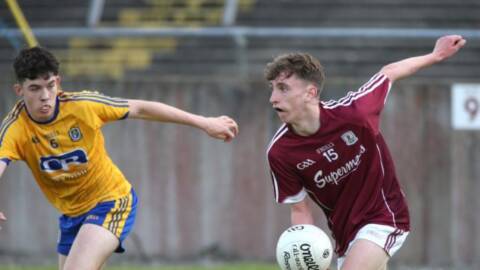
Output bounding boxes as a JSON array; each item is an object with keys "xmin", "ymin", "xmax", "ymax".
[{"xmin": 0, "ymin": 264, "xmax": 278, "ymax": 270}]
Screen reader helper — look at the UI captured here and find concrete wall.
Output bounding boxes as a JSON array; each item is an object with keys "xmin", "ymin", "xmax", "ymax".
[{"xmin": 1, "ymin": 77, "xmax": 480, "ymax": 268}]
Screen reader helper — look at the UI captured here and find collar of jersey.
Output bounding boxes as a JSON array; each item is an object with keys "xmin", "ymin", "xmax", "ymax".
[{"xmin": 26, "ymin": 96, "xmax": 60, "ymax": 125}]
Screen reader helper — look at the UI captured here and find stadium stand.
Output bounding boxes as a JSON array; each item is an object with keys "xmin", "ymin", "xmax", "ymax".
[
  {"xmin": 0, "ymin": 0, "xmax": 87, "ymax": 27},
  {"xmin": 0, "ymin": 0, "xmax": 479, "ymax": 82},
  {"xmin": 237, "ymin": 0, "xmax": 480, "ymax": 28}
]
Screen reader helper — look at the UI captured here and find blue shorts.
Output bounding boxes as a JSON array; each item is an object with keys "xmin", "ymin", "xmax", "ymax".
[{"xmin": 57, "ymin": 188, "xmax": 138, "ymax": 255}]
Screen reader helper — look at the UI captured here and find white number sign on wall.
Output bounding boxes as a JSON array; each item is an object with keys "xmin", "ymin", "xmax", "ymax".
[{"xmin": 452, "ymin": 84, "xmax": 480, "ymax": 130}]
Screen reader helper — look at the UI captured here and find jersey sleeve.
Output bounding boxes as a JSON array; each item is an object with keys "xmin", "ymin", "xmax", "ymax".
[
  {"xmin": 77, "ymin": 91, "xmax": 130, "ymax": 127},
  {"xmin": 0, "ymin": 120, "xmax": 23, "ymax": 164},
  {"xmin": 323, "ymin": 73, "xmax": 392, "ymax": 134},
  {"xmin": 268, "ymin": 153, "xmax": 307, "ymax": 204}
]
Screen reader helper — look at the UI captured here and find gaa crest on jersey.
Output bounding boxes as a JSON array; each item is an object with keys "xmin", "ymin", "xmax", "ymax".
[
  {"xmin": 68, "ymin": 127, "xmax": 83, "ymax": 142},
  {"xmin": 341, "ymin": 131, "xmax": 358, "ymax": 146}
]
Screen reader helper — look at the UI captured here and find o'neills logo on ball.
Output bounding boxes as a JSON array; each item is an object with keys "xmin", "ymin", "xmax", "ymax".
[
  {"xmin": 300, "ymin": 244, "xmax": 320, "ymax": 270},
  {"xmin": 283, "ymin": 251, "xmax": 292, "ymax": 270},
  {"xmin": 322, "ymin": 249, "xmax": 330, "ymax": 259}
]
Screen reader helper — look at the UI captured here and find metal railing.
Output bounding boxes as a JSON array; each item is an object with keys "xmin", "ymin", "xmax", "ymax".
[{"xmin": 2, "ymin": 27, "xmax": 479, "ymax": 39}]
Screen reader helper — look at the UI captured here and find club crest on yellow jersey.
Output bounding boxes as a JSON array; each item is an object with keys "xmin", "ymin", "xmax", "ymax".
[{"xmin": 68, "ymin": 126, "xmax": 83, "ymax": 142}]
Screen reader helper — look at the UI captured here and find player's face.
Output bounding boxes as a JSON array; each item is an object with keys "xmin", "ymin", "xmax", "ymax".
[
  {"xmin": 15, "ymin": 73, "xmax": 60, "ymax": 122},
  {"xmin": 269, "ymin": 72, "xmax": 312, "ymax": 124}
]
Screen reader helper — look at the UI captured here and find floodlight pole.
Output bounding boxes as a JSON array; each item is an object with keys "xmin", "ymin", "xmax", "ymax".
[
  {"xmin": 87, "ymin": 0, "xmax": 105, "ymax": 27},
  {"xmin": 223, "ymin": 0, "xmax": 239, "ymax": 26}
]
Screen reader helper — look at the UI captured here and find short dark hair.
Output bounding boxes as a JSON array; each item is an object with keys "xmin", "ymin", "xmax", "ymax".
[
  {"xmin": 264, "ymin": 52, "xmax": 325, "ymax": 96},
  {"xmin": 13, "ymin": 46, "xmax": 59, "ymax": 82}
]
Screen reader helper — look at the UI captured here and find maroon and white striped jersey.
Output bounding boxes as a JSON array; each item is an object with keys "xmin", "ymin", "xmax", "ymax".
[{"xmin": 267, "ymin": 73, "xmax": 410, "ymax": 256}]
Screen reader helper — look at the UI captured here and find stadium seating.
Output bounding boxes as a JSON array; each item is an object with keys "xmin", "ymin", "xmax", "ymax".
[{"xmin": 0, "ymin": 0, "xmax": 478, "ymax": 81}]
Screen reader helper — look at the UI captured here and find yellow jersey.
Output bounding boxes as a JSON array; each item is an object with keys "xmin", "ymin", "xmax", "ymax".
[{"xmin": 0, "ymin": 91, "xmax": 132, "ymax": 216}]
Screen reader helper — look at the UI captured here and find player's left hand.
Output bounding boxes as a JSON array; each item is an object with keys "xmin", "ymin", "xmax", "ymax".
[
  {"xmin": 202, "ymin": 116, "xmax": 239, "ymax": 142},
  {"xmin": 432, "ymin": 35, "xmax": 466, "ymax": 61}
]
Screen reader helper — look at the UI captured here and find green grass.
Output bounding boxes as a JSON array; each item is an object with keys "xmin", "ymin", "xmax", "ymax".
[
  {"xmin": 111, "ymin": 264, "xmax": 278, "ymax": 270},
  {"xmin": 0, "ymin": 264, "xmax": 278, "ymax": 270}
]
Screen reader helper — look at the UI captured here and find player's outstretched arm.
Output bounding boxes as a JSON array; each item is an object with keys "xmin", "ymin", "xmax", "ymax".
[
  {"xmin": 127, "ymin": 99, "xmax": 239, "ymax": 142},
  {"xmin": 291, "ymin": 198, "xmax": 314, "ymax": 225},
  {"xmin": 0, "ymin": 161, "xmax": 7, "ymax": 223},
  {"xmin": 380, "ymin": 35, "xmax": 466, "ymax": 83}
]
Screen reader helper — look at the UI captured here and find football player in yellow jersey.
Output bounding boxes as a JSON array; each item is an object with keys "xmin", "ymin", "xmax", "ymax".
[{"xmin": 0, "ymin": 47, "xmax": 239, "ymax": 270}]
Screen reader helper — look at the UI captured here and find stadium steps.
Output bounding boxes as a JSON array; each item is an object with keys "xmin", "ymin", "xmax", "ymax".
[
  {"xmin": 0, "ymin": 0, "xmax": 87, "ymax": 27},
  {"xmin": 0, "ymin": 0, "xmax": 478, "ymax": 82},
  {"xmin": 60, "ymin": 0, "xmax": 257, "ymax": 78},
  {"xmin": 236, "ymin": 0, "xmax": 480, "ymax": 28},
  {"xmin": 64, "ymin": 0, "xmax": 231, "ymax": 78}
]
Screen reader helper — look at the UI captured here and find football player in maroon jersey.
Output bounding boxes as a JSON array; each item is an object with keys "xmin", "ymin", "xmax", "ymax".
[{"xmin": 266, "ymin": 35, "xmax": 466, "ymax": 270}]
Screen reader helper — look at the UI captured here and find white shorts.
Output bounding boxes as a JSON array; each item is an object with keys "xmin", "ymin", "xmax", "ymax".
[{"xmin": 337, "ymin": 224, "xmax": 409, "ymax": 269}]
